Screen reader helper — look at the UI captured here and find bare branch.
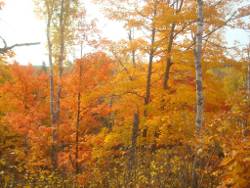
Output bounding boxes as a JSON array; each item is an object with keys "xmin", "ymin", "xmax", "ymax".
[
  {"xmin": 0, "ymin": 41, "xmax": 40, "ymax": 55},
  {"xmin": 0, "ymin": 36, "xmax": 7, "ymax": 48},
  {"xmin": 184, "ymin": 11, "xmax": 238, "ymax": 51}
]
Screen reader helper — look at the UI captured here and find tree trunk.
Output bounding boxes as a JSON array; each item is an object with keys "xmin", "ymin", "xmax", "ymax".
[
  {"xmin": 144, "ymin": 4, "xmax": 157, "ymax": 107},
  {"xmin": 247, "ymin": 45, "xmax": 250, "ymax": 98},
  {"xmin": 248, "ymin": 60, "xmax": 250, "ymax": 97},
  {"xmin": 242, "ymin": 44, "xmax": 250, "ymax": 138},
  {"xmin": 142, "ymin": 3, "xmax": 157, "ymax": 185},
  {"xmin": 75, "ymin": 61, "xmax": 82, "ymax": 176},
  {"xmin": 163, "ymin": 23, "xmax": 175, "ymax": 90},
  {"xmin": 127, "ymin": 27, "xmax": 139, "ymax": 186},
  {"xmin": 163, "ymin": 0, "xmax": 184, "ymax": 89},
  {"xmin": 47, "ymin": 9, "xmax": 57, "ymax": 169},
  {"xmin": 192, "ymin": 0, "xmax": 204, "ymax": 187},
  {"xmin": 108, "ymin": 96, "xmax": 114, "ymax": 131},
  {"xmin": 194, "ymin": 0, "xmax": 204, "ymax": 132},
  {"xmin": 129, "ymin": 29, "xmax": 136, "ymax": 67},
  {"xmin": 55, "ymin": 0, "xmax": 65, "ymax": 123},
  {"xmin": 128, "ymin": 112, "xmax": 139, "ymax": 187}
]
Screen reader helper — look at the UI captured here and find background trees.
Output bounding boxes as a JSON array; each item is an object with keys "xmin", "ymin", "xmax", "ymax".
[{"xmin": 0, "ymin": 0, "xmax": 249, "ymax": 187}]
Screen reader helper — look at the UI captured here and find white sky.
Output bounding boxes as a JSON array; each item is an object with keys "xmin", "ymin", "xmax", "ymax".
[
  {"xmin": 0, "ymin": 0, "xmax": 249, "ymax": 65},
  {"xmin": 0, "ymin": 0, "xmax": 127, "ymax": 65}
]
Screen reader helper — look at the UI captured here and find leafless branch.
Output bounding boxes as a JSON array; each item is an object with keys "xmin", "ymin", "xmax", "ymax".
[
  {"xmin": 184, "ymin": 11, "xmax": 238, "ymax": 51},
  {"xmin": 0, "ymin": 39, "xmax": 40, "ymax": 55}
]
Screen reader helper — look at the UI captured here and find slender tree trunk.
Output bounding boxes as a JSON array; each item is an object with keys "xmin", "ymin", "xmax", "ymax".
[
  {"xmin": 108, "ymin": 96, "xmax": 114, "ymax": 131},
  {"xmin": 127, "ymin": 28, "xmax": 139, "ymax": 186},
  {"xmin": 144, "ymin": 5, "xmax": 157, "ymax": 106},
  {"xmin": 142, "ymin": 4, "xmax": 157, "ymax": 185},
  {"xmin": 246, "ymin": 48, "xmax": 250, "ymax": 133},
  {"xmin": 192, "ymin": 1, "xmax": 204, "ymax": 187},
  {"xmin": 55, "ymin": 0, "xmax": 65, "ymax": 122},
  {"xmin": 75, "ymin": 36, "xmax": 83, "ymax": 188},
  {"xmin": 161, "ymin": 0, "xmax": 184, "ymax": 112},
  {"xmin": 47, "ymin": 11, "xmax": 57, "ymax": 169},
  {"xmin": 144, "ymin": 35, "xmax": 155, "ymax": 106},
  {"xmin": 194, "ymin": 0, "xmax": 204, "ymax": 132},
  {"xmin": 163, "ymin": 23, "xmax": 175, "ymax": 89},
  {"xmin": 163, "ymin": 0, "xmax": 183, "ymax": 89},
  {"xmin": 248, "ymin": 60, "xmax": 250, "ymax": 97},
  {"xmin": 242, "ymin": 45, "xmax": 250, "ymax": 138},
  {"xmin": 75, "ymin": 61, "xmax": 82, "ymax": 176},
  {"xmin": 143, "ymin": 3, "xmax": 157, "ymax": 145},
  {"xmin": 80, "ymin": 42, "xmax": 83, "ymax": 59},
  {"xmin": 247, "ymin": 64, "xmax": 250, "ymax": 97},
  {"xmin": 247, "ymin": 46, "xmax": 250, "ymax": 98},
  {"xmin": 128, "ymin": 112, "xmax": 139, "ymax": 187},
  {"xmin": 129, "ymin": 29, "xmax": 136, "ymax": 67}
]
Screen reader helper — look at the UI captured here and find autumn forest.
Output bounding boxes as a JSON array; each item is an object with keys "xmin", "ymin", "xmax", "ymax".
[{"xmin": 0, "ymin": 0, "xmax": 250, "ymax": 187}]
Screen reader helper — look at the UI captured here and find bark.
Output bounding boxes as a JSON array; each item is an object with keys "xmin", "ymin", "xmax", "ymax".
[
  {"xmin": 144, "ymin": 4, "xmax": 157, "ymax": 106},
  {"xmin": 108, "ymin": 96, "xmax": 114, "ymax": 131},
  {"xmin": 75, "ymin": 61, "xmax": 82, "ymax": 175},
  {"xmin": 247, "ymin": 46, "xmax": 250, "ymax": 100},
  {"xmin": 142, "ymin": 3, "xmax": 157, "ymax": 184},
  {"xmin": 191, "ymin": 155, "xmax": 199, "ymax": 188},
  {"xmin": 194, "ymin": 0, "xmax": 204, "ymax": 132},
  {"xmin": 46, "ymin": 5, "xmax": 57, "ymax": 169},
  {"xmin": 163, "ymin": 0, "xmax": 184, "ymax": 89},
  {"xmin": 163, "ymin": 23, "xmax": 175, "ymax": 89},
  {"xmin": 247, "ymin": 46, "xmax": 250, "ymax": 98},
  {"xmin": 128, "ymin": 29, "xmax": 136, "ymax": 67},
  {"xmin": 192, "ymin": 0, "xmax": 204, "ymax": 187},
  {"xmin": 242, "ymin": 45, "xmax": 250, "ymax": 138},
  {"xmin": 80, "ymin": 42, "xmax": 83, "ymax": 59},
  {"xmin": 128, "ymin": 112, "xmax": 139, "ymax": 186},
  {"xmin": 75, "ymin": 29, "xmax": 84, "ymax": 180},
  {"xmin": 245, "ymin": 58, "xmax": 250, "ymax": 135},
  {"xmin": 127, "ymin": 27, "xmax": 139, "ymax": 186},
  {"xmin": 55, "ymin": 0, "xmax": 65, "ymax": 123}
]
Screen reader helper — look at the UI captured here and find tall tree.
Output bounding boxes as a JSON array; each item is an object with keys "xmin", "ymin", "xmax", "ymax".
[
  {"xmin": 144, "ymin": 1, "xmax": 157, "ymax": 107},
  {"xmin": 34, "ymin": 0, "xmax": 80, "ymax": 169},
  {"xmin": 192, "ymin": 0, "xmax": 204, "ymax": 187},
  {"xmin": 194, "ymin": 0, "xmax": 204, "ymax": 132},
  {"xmin": 54, "ymin": 0, "xmax": 65, "ymax": 124},
  {"xmin": 247, "ymin": 43, "xmax": 250, "ymax": 98},
  {"xmin": 46, "ymin": 0, "xmax": 57, "ymax": 169},
  {"xmin": 162, "ymin": 0, "xmax": 184, "ymax": 89},
  {"xmin": 34, "ymin": 0, "xmax": 58, "ymax": 169},
  {"xmin": 127, "ymin": 110, "xmax": 139, "ymax": 186},
  {"xmin": 75, "ymin": 60, "xmax": 82, "ymax": 177}
]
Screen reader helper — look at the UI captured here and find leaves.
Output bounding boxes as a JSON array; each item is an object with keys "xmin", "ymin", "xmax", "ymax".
[{"xmin": 0, "ymin": 0, "xmax": 249, "ymax": 187}]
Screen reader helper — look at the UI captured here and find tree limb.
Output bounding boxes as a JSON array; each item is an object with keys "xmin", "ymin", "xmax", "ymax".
[{"xmin": 0, "ymin": 39, "xmax": 40, "ymax": 55}]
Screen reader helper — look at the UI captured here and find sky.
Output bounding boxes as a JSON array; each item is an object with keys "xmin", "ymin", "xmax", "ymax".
[
  {"xmin": 0, "ymin": 0, "xmax": 127, "ymax": 65},
  {"xmin": 0, "ymin": 0, "xmax": 249, "ymax": 65}
]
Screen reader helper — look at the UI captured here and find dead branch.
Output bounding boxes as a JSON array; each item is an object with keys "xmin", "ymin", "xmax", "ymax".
[{"xmin": 0, "ymin": 37, "xmax": 40, "ymax": 55}]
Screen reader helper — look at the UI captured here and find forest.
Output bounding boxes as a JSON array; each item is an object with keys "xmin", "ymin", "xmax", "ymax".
[{"xmin": 0, "ymin": 0, "xmax": 250, "ymax": 187}]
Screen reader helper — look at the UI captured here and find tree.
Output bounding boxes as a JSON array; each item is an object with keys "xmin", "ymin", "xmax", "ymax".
[
  {"xmin": 162, "ymin": 0, "xmax": 184, "ymax": 90},
  {"xmin": 0, "ymin": 0, "xmax": 250, "ymax": 187},
  {"xmin": 191, "ymin": 0, "xmax": 204, "ymax": 187},
  {"xmin": 34, "ymin": 0, "xmax": 80, "ymax": 169},
  {"xmin": 194, "ymin": 0, "xmax": 204, "ymax": 132}
]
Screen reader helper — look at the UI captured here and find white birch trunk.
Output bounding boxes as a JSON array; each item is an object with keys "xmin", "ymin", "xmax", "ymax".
[
  {"xmin": 192, "ymin": 1, "xmax": 204, "ymax": 187},
  {"xmin": 194, "ymin": 0, "xmax": 204, "ymax": 132}
]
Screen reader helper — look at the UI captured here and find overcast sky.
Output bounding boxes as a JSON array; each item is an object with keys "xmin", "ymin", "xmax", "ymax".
[{"xmin": 0, "ymin": 0, "xmax": 249, "ymax": 65}]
